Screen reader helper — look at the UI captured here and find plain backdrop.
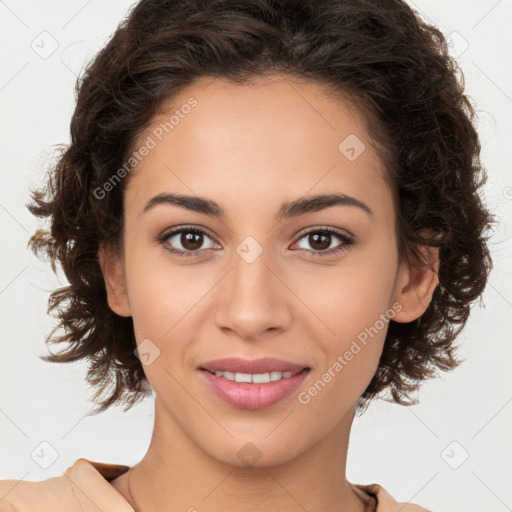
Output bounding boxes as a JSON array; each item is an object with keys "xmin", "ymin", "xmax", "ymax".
[{"xmin": 0, "ymin": 1, "xmax": 511, "ymax": 511}]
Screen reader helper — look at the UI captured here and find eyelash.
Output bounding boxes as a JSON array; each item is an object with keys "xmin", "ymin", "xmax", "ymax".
[{"xmin": 157, "ymin": 225, "xmax": 354, "ymax": 259}]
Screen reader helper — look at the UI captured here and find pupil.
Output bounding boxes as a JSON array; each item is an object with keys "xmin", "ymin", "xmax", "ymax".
[
  {"xmin": 310, "ymin": 233, "xmax": 330, "ymax": 251},
  {"xmin": 182, "ymin": 231, "xmax": 203, "ymax": 250}
]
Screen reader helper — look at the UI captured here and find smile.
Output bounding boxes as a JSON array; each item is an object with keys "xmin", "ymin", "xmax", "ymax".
[
  {"xmin": 198, "ymin": 357, "xmax": 311, "ymax": 409},
  {"xmin": 205, "ymin": 369, "xmax": 300, "ymax": 383}
]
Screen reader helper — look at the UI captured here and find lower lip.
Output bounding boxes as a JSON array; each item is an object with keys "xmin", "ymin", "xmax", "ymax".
[{"xmin": 200, "ymin": 369, "xmax": 309, "ymax": 410}]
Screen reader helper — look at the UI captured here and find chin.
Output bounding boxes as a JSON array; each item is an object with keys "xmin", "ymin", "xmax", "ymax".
[{"xmin": 201, "ymin": 432, "xmax": 310, "ymax": 469}]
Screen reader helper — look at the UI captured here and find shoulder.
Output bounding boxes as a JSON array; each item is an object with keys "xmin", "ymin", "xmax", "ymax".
[
  {"xmin": 0, "ymin": 472, "xmax": 78, "ymax": 512},
  {"xmin": 354, "ymin": 483, "xmax": 433, "ymax": 512},
  {"xmin": 0, "ymin": 458, "xmax": 133, "ymax": 512}
]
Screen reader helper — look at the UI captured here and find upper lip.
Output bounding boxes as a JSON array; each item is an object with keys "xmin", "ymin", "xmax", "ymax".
[{"xmin": 200, "ymin": 357, "xmax": 309, "ymax": 374}]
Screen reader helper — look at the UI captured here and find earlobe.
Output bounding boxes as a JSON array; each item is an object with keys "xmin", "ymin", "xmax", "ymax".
[
  {"xmin": 392, "ymin": 242, "xmax": 440, "ymax": 324},
  {"xmin": 98, "ymin": 243, "xmax": 132, "ymax": 317}
]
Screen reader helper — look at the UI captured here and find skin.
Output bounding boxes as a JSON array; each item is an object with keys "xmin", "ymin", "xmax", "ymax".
[{"xmin": 100, "ymin": 74, "xmax": 439, "ymax": 511}]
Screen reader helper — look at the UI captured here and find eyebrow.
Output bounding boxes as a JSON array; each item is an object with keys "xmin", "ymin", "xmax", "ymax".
[{"xmin": 141, "ymin": 192, "xmax": 374, "ymax": 219}]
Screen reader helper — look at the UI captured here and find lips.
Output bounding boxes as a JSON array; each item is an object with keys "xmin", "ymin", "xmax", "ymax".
[
  {"xmin": 199, "ymin": 357, "xmax": 310, "ymax": 409},
  {"xmin": 200, "ymin": 357, "xmax": 308, "ymax": 374}
]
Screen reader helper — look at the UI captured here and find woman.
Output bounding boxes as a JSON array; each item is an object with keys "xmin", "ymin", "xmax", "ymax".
[{"xmin": 0, "ymin": 0, "xmax": 494, "ymax": 510}]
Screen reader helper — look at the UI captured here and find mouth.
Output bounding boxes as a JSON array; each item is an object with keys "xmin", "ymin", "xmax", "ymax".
[
  {"xmin": 201, "ymin": 367, "xmax": 307, "ymax": 383},
  {"xmin": 198, "ymin": 357, "xmax": 311, "ymax": 409}
]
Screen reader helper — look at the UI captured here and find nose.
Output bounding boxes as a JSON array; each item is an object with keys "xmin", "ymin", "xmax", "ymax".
[{"xmin": 214, "ymin": 241, "xmax": 292, "ymax": 342}]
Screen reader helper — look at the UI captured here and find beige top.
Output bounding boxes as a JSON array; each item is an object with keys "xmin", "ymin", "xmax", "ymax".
[{"xmin": 0, "ymin": 458, "xmax": 431, "ymax": 511}]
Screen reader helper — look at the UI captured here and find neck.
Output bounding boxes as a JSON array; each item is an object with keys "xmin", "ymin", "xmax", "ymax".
[{"xmin": 126, "ymin": 398, "xmax": 367, "ymax": 512}]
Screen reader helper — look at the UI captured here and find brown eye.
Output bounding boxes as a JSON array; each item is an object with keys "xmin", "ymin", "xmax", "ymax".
[
  {"xmin": 158, "ymin": 227, "xmax": 218, "ymax": 258},
  {"xmin": 180, "ymin": 231, "xmax": 204, "ymax": 251},
  {"xmin": 294, "ymin": 227, "xmax": 354, "ymax": 257},
  {"xmin": 307, "ymin": 232, "xmax": 332, "ymax": 251}
]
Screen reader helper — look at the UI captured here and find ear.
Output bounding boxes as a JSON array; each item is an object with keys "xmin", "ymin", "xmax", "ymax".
[
  {"xmin": 98, "ymin": 243, "xmax": 132, "ymax": 317},
  {"xmin": 392, "ymin": 233, "xmax": 440, "ymax": 324}
]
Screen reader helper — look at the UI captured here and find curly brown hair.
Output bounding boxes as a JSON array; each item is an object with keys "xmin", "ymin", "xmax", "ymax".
[{"xmin": 26, "ymin": 0, "xmax": 495, "ymax": 416}]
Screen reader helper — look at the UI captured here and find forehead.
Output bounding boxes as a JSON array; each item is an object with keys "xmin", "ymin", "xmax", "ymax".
[{"xmin": 124, "ymin": 75, "xmax": 392, "ymax": 219}]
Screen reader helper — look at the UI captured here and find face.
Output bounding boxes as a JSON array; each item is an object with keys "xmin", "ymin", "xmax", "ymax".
[{"xmin": 100, "ymin": 74, "xmax": 437, "ymax": 468}]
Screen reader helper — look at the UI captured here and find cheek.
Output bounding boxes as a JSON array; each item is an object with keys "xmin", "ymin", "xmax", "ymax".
[
  {"xmin": 296, "ymin": 242, "xmax": 398, "ymax": 390},
  {"xmin": 300, "ymin": 246, "xmax": 398, "ymax": 339},
  {"xmin": 122, "ymin": 248, "xmax": 218, "ymax": 384},
  {"xmin": 122, "ymin": 242, "xmax": 199, "ymax": 332},
  {"xmin": 298, "ymin": 292, "xmax": 392, "ymax": 419}
]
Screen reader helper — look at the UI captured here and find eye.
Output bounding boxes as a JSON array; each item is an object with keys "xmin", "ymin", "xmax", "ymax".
[
  {"xmin": 157, "ymin": 225, "xmax": 354, "ymax": 259},
  {"xmin": 293, "ymin": 227, "xmax": 354, "ymax": 257},
  {"xmin": 157, "ymin": 226, "xmax": 219, "ymax": 258}
]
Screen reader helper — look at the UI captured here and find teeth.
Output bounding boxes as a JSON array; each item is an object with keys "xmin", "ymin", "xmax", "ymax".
[
  {"xmin": 211, "ymin": 370, "xmax": 297, "ymax": 383},
  {"xmin": 236, "ymin": 372, "xmax": 252, "ymax": 383},
  {"xmin": 252, "ymin": 372, "xmax": 271, "ymax": 383}
]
